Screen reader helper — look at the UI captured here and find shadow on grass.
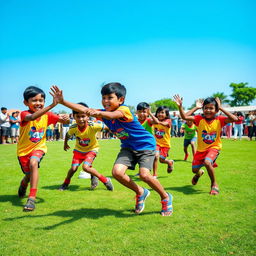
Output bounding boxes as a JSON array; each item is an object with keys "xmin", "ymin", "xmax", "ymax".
[
  {"xmin": 0, "ymin": 195, "xmax": 45, "ymax": 207},
  {"xmin": 3, "ymin": 207, "xmax": 156, "ymax": 229},
  {"xmin": 42, "ymin": 184, "xmax": 111, "ymax": 192},
  {"xmin": 166, "ymin": 185, "xmax": 204, "ymax": 194}
]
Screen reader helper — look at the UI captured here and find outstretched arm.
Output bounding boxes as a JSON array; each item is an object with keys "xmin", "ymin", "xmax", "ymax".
[
  {"xmin": 216, "ymin": 97, "xmax": 238, "ymax": 123},
  {"xmin": 50, "ymin": 85, "xmax": 124, "ymax": 120},
  {"xmin": 173, "ymin": 94, "xmax": 194, "ymax": 121},
  {"xmin": 185, "ymin": 99, "xmax": 203, "ymax": 116}
]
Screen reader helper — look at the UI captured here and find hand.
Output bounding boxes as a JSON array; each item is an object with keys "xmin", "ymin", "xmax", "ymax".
[
  {"xmin": 195, "ymin": 99, "xmax": 204, "ymax": 109},
  {"xmin": 60, "ymin": 114, "xmax": 70, "ymax": 124},
  {"xmin": 50, "ymin": 85, "xmax": 64, "ymax": 105},
  {"xmin": 215, "ymin": 97, "xmax": 221, "ymax": 110},
  {"xmin": 173, "ymin": 94, "xmax": 183, "ymax": 107},
  {"xmin": 64, "ymin": 143, "xmax": 70, "ymax": 151}
]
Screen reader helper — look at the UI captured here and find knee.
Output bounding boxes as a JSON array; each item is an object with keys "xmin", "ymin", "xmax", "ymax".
[
  {"xmin": 82, "ymin": 165, "xmax": 90, "ymax": 172},
  {"xmin": 159, "ymin": 158, "xmax": 165, "ymax": 163},
  {"xmin": 192, "ymin": 168, "xmax": 200, "ymax": 174},
  {"xmin": 112, "ymin": 168, "xmax": 122, "ymax": 179},
  {"xmin": 139, "ymin": 172, "xmax": 151, "ymax": 182},
  {"xmin": 29, "ymin": 159, "xmax": 38, "ymax": 169},
  {"xmin": 204, "ymin": 159, "xmax": 212, "ymax": 167}
]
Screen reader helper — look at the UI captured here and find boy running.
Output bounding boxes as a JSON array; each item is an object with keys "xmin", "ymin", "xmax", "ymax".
[
  {"xmin": 51, "ymin": 83, "xmax": 173, "ymax": 216},
  {"xmin": 59, "ymin": 102, "xmax": 113, "ymax": 191},
  {"xmin": 17, "ymin": 86, "xmax": 69, "ymax": 211}
]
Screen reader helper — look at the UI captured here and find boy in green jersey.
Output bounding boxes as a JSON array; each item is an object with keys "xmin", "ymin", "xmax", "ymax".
[{"xmin": 180, "ymin": 120, "xmax": 197, "ymax": 161}]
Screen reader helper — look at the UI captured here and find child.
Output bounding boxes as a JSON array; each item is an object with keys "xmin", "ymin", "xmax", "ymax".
[
  {"xmin": 173, "ymin": 95, "xmax": 238, "ymax": 195},
  {"xmin": 136, "ymin": 102, "xmax": 159, "ymax": 178},
  {"xmin": 180, "ymin": 120, "xmax": 197, "ymax": 160},
  {"xmin": 17, "ymin": 86, "xmax": 69, "ymax": 211},
  {"xmin": 59, "ymin": 102, "xmax": 113, "ymax": 191},
  {"xmin": 153, "ymin": 106, "xmax": 174, "ymax": 173},
  {"xmin": 51, "ymin": 83, "xmax": 173, "ymax": 216}
]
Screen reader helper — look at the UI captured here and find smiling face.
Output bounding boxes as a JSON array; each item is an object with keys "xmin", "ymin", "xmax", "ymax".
[
  {"xmin": 157, "ymin": 110, "xmax": 167, "ymax": 121},
  {"xmin": 101, "ymin": 93, "xmax": 124, "ymax": 111},
  {"xmin": 24, "ymin": 93, "xmax": 45, "ymax": 113},
  {"xmin": 74, "ymin": 113, "xmax": 89, "ymax": 127},
  {"xmin": 203, "ymin": 103, "xmax": 217, "ymax": 120},
  {"xmin": 137, "ymin": 109, "xmax": 148, "ymax": 121}
]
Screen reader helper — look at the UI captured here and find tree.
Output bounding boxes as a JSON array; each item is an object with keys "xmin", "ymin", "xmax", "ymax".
[
  {"xmin": 229, "ymin": 82, "xmax": 256, "ymax": 106},
  {"xmin": 211, "ymin": 92, "xmax": 229, "ymax": 104},
  {"xmin": 150, "ymin": 98, "xmax": 178, "ymax": 112}
]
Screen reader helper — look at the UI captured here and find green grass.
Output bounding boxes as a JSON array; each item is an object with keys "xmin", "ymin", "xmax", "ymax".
[{"xmin": 0, "ymin": 138, "xmax": 255, "ymax": 256}]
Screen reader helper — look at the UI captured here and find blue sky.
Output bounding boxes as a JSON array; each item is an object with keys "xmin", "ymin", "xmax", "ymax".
[{"xmin": 0, "ymin": 0, "xmax": 255, "ymax": 112}]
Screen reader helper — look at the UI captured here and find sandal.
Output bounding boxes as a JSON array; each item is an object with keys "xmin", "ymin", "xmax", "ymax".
[
  {"xmin": 23, "ymin": 198, "xmax": 36, "ymax": 212},
  {"xmin": 210, "ymin": 186, "xmax": 219, "ymax": 195},
  {"xmin": 160, "ymin": 193, "xmax": 173, "ymax": 216},
  {"xmin": 192, "ymin": 170, "xmax": 204, "ymax": 185},
  {"xmin": 167, "ymin": 160, "xmax": 174, "ymax": 173}
]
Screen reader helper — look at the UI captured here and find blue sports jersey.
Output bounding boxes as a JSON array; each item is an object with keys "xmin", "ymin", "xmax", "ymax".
[{"xmin": 101, "ymin": 105, "xmax": 156, "ymax": 151}]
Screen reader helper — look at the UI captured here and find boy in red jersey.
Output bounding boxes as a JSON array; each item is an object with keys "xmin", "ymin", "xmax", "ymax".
[
  {"xmin": 173, "ymin": 95, "xmax": 237, "ymax": 195},
  {"xmin": 17, "ymin": 86, "xmax": 69, "ymax": 211}
]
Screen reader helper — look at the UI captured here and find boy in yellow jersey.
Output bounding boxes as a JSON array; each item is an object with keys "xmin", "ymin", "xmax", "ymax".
[
  {"xmin": 59, "ymin": 102, "xmax": 113, "ymax": 191},
  {"xmin": 17, "ymin": 86, "xmax": 69, "ymax": 211},
  {"xmin": 173, "ymin": 95, "xmax": 238, "ymax": 195}
]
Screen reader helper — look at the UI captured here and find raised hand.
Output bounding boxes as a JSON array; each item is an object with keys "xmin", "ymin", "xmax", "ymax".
[
  {"xmin": 50, "ymin": 85, "xmax": 64, "ymax": 105},
  {"xmin": 173, "ymin": 94, "xmax": 183, "ymax": 107},
  {"xmin": 215, "ymin": 97, "xmax": 221, "ymax": 110},
  {"xmin": 64, "ymin": 143, "xmax": 70, "ymax": 151},
  {"xmin": 195, "ymin": 98, "xmax": 204, "ymax": 109}
]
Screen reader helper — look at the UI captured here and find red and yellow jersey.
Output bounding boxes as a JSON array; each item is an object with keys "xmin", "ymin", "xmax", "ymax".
[
  {"xmin": 153, "ymin": 119, "xmax": 171, "ymax": 148},
  {"xmin": 17, "ymin": 111, "xmax": 59, "ymax": 156},
  {"xmin": 194, "ymin": 115, "xmax": 227, "ymax": 152},
  {"xmin": 68, "ymin": 122, "xmax": 104, "ymax": 153}
]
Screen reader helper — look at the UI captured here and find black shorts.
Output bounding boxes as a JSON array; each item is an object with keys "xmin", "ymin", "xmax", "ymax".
[{"xmin": 115, "ymin": 147, "xmax": 155, "ymax": 170}]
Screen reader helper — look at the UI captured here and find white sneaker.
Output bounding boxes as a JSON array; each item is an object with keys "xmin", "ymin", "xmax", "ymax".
[{"xmin": 78, "ymin": 171, "xmax": 91, "ymax": 179}]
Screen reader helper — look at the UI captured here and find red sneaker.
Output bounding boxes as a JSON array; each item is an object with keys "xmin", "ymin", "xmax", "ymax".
[{"xmin": 184, "ymin": 154, "xmax": 189, "ymax": 161}]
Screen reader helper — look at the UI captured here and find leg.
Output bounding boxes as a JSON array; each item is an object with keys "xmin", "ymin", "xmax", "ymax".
[
  {"xmin": 59, "ymin": 165, "xmax": 79, "ymax": 190},
  {"xmin": 159, "ymin": 157, "xmax": 174, "ymax": 173},
  {"xmin": 152, "ymin": 152, "xmax": 159, "ymax": 177},
  {"xmin": 190, "ymin": 142, "xmax": 196, "ymax": 156},
  {"xmin": 112, "ymin": 164, "xmax": 143, "ymax": 194},
  {"xmin": 191, "ymin": 167, "xmax": 204, "ymax": 185},
  {"xmin": 204, "ymin": 159, "xmax": 219, "ymax": 195},
  {"xmin": 183, "ymin": 145, "xmax": 189, "ymax": 160}
]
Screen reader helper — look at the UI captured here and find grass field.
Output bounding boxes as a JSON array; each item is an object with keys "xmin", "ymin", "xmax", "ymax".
[{"xmin": 0, "ymin": 138, "xmax": 255, "ymax": 256}]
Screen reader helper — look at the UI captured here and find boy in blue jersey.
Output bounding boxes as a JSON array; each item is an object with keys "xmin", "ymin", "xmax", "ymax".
[{"xmin": 51, "ymin": 83, "xmax": 173, "ymax": 216}]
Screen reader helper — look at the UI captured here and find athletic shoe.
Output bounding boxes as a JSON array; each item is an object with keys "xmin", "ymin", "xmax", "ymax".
[
  {"xmin": 192, "ymin": 169, "xmax": 204, "ymax": 185},
  {"xmin": 90, "ymin": 176, "xmax": 99, "ymax": 190},
  {"xmin": 18, "ymin": 184, "xmax": 27, "ymax": 198},
  {"xmin": 104, "ymin": 178, "xmax": 114, "ymax": 191},
  {"xmin": 135, "ymin": 188, "xmax": 150, "ymax": 214},
  {"xmin": 161, "ymin": 192, "xmax": 173, "ymax": 216},
  {"xmin": 23, "ymin": 198, "xmax": 36, "ymax": 212},
  {"xmin": 210, "ymin": 186, "xmax": 219, "ymax": 195},
  {"xmin": 167, "ymin": 160, "xmax": 174, "ymax": 173},
  {"xmin": 59, "ymin": 183, "xmax": 69, "ymax": 191}
]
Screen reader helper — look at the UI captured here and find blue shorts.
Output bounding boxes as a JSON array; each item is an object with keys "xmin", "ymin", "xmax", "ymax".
[{"xmin": 184, "ymin": 137, "xmax": 197, "ymax": 147}]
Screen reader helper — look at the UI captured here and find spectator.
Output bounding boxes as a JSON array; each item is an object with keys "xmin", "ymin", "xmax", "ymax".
[
  {"xmin": 170, "ymin": 111, "xmax": 178, "ymax": 137},
  {"xmin": 10, "ymin": 111, "xmax": 20, "ymax": 143},
  {"xmin": 0, "ymin": 107, "xmax": 11, "ymax": 144}
]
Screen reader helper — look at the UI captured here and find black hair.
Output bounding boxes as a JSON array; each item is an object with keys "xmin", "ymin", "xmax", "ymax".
[
  {"xmin": 12, "ymin": 112, "xmax": 17, "ymax": 116},
  {"xmin": 237, "ymin": 111, "xmax": 243, "ymax": 117},
  {"xmin": 203, "ymin": 97, "xmax": 219, "ymax": 112},
  {"xmin": 155, "ymin": 106, "xmax": 170, "ymax": 119},
  {"xmin": 137, "ymin": 102, "xmax": 150, "ymax": 111},
  {"xmin": 23, "ymin": 86, "xmax": 46, "ymax": 101},
  {"xmin": 1, "ymin": 107, "xmax": 7, "ymax": 111},
  {"xmin": 101, "ymin": 82, "xmax": 126, "ymax": 98},
  {"xmin": 73, "ymin": 102, "xmax": 89, "ymax": 115}
]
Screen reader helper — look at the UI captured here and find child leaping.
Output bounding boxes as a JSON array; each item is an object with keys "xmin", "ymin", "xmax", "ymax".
[
  {"xmin": 153, "ymin": 106, "xmax": 174, "ymax": 174},
  {"xmin": 51, "ymin": 83, "xmax": 173, "ymax": 216},
  {"xmin": 59, "ymin": 102, "xmax": 113, "ymax": 191},
  {"xmin": 17, "ymin": 86, "xmax": 69, "ymax": 211},
  {"xmin": 173, "ymin": 95, "xmax": 238, "ymax": 195}
]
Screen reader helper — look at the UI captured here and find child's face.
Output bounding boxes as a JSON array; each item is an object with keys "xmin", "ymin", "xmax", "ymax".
[
  {"xmin": 24, "ymin": 93, "xmax": 45, "ymax": 113},
  {"xmin": 203, "ymin": 103, "xmax": 217, "ymax": 119},
  {"xmin": 157, "ymin": 110, "xmax": 167, "ymax": 121},
  {"xmin": 137, "ymin": 109, "xmax": 148, "ymax": 121},
  {"xmin": 186, "ymin": 120, "xmax": 193, "ymax": 126},
  {"xmin": 74, "ymin": 113, "xmax": 89, "ymax": 127},
  {"xmin": 102, "ymin": 93, "xmax": 124, "ymax": 111}
]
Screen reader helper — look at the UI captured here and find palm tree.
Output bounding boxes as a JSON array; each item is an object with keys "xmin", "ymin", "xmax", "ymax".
[{"xmin": 211, "ymin": 92, "xmax": 229, "ymax": 104}]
